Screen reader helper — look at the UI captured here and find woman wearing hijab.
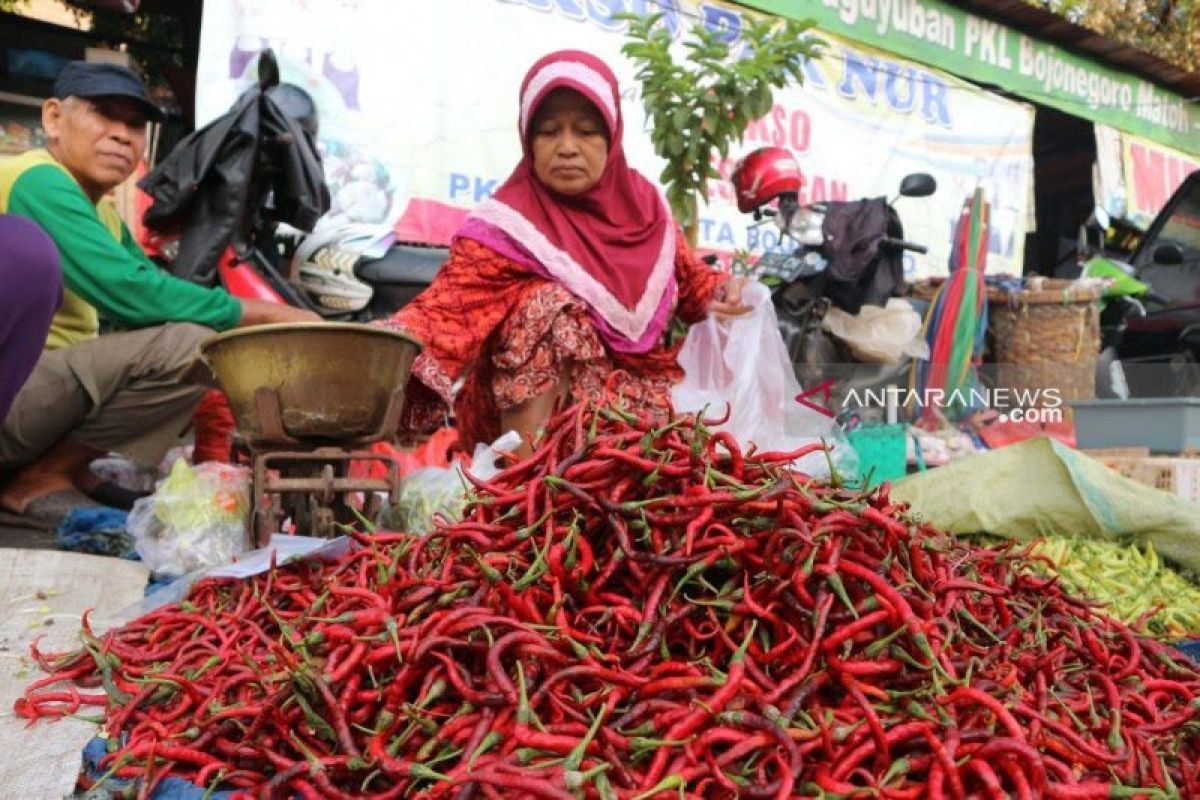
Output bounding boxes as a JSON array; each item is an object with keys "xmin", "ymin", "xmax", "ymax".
[{"xmin": 383, "ymin": 50, "xmax": 748, "ymax": 451}]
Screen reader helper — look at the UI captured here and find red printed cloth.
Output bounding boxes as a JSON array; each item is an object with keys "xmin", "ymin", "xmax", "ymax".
[{"xmin": 380, "ymin": 235, "xmax": 724, "ymax": 450}]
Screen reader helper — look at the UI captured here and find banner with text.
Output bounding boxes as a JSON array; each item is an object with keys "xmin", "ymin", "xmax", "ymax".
[
  {"xmin": 1094, "ymin": 123, "xmax": 1199, "ymax": 230},
  {"xmin": 745, "ymin": 0, "xmax": 1200, "ymax": 157},
  {"xmin": 197, "ymin": 0, "xmax": 1034, "ymax": 278},
  {"xmin": 1121, "ymin": 133, "xmax": 1200, "ymax": 230}
]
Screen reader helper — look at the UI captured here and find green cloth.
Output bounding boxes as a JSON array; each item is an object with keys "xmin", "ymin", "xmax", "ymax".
[
  {"xmin": 892, "ymin": 437, "xmax": 1200, "ymax": 572},
  {"xmin": 0, "ymin": 149, "xmax": 241, "ymax": 349}
]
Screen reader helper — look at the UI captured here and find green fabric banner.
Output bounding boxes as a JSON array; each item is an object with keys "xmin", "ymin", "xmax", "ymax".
[{"xmin": 739, "ymin": 0, "xmax": 1200, "ymax": 155}]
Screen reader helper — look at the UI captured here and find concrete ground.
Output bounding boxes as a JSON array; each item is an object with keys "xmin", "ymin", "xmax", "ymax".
[{"xmin": 0, "ymin": 518, "xmax": 56, "ymax": 550}]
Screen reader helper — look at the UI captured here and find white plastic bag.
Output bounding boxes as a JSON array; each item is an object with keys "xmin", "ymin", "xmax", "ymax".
[
  {"xmin": 390, "ymin": 467, "xmax": 468, "ymax": 535},
  {"xmin": 126, "ymin": 459, "xmax": 250, "ymax": 578},
  {"xmin": 89, "ymin": 456, "xmax": 159, "ymax": 493},
  {"xmin": 391, "ymin": 431, "xmax": 522, "ymax": 534},
  {"xmin": 467, "ymin": 430, "xmax": 523, "ymax": 482},
  {"xmin": 672, "ymin": 282, "xmax": 857, "ymax": 479},
  {"xmin": 821, "ymin": 299, "xmax": 930, "ymax": 364}
]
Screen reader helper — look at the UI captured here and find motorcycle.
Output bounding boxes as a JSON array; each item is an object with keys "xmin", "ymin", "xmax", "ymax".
[
  {"xmin": 729, "ymin": 146, "xmax": 937, "ymax": 421},
  {"xmin": 1076, "ymin": 172, "xmax": 1200, "ymax": 398},
  {"xmin": 139, "ymin": 48, "xmax": 445, "ymax": 321}
]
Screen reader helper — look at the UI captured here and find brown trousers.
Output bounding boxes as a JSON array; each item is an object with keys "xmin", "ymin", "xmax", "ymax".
[{"xmin": 0, "ymin": 323, "xmax": 215, "ymax": 468}]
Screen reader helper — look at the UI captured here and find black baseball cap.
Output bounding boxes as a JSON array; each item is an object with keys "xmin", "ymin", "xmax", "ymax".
[{"xmin": 52, "ymin": 61, "xmax": 163, "ymax": 122}]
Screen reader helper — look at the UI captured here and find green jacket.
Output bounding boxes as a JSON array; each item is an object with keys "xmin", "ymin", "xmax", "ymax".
[{"xmin": 0, "ymin": 148, "xmax": 241, "ymax": 349}]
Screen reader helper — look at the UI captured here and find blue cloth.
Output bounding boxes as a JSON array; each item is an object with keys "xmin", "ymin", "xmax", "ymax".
[
  {"xmin": 80, "ymin": 737, "xmax": 235, "ymax": 799},
  {"xmin": 55, "ymin": 507, "xmax": 135, "ymax": 559},
  {"xmin": 0, "ymin": 214, "xmax": 62, "ymax": 422},
  {"xmin": 1176, "ymin": 639, "xmax": 1200, "ymax": 664},
  {"xmin": 984, "ymin": 273, "xmax": 1026, "ymax": 294},
  {"xmin": 145, "ymin": 574, "xmax": 176, "ymax": 596}
]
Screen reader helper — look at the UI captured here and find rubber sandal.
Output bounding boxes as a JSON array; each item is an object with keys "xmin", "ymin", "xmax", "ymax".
[{"xmin": 87, "ymin": 481, "xmax": 151, "ymax": 512}]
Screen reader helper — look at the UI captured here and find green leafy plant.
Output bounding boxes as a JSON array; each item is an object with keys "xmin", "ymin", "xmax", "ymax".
[
  {"xmin": 618, "ymin": 10, "xmax": 822, "ymax": 245},
  {"xmin": 728, "ymin": 248, "xmax": 756, "ymax": 278}
]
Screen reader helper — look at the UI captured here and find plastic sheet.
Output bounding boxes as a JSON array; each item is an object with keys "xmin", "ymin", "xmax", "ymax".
[{"xmin": 672, "ymin": 282, "xmax": 857, "ymax": 479}]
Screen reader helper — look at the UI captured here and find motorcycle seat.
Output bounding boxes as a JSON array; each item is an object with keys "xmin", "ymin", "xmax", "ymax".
[{"xmin": 356, "ymin": 244, "xmax": 448, "ymax": 285}]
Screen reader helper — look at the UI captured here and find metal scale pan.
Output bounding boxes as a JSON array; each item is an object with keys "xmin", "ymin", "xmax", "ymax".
[{"xmin": 200, "ymin": 323, "xmax": 421, "ymax": 546}]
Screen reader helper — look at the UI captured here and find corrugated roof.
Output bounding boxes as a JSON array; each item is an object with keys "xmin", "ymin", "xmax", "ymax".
[{"xmin": 951, "ymin": 0, "xmax": 1200, "ymax": 98}]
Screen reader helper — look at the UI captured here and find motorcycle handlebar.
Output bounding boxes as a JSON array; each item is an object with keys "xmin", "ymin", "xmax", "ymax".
[{"xmin": 881, "ymin": 236, "xmax": 928, "ymax": 254}]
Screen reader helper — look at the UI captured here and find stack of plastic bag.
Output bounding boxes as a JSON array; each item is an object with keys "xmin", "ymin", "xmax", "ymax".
[{"xmin": 125, "ymin": 459, "xmax": 250, "ymax": 578}]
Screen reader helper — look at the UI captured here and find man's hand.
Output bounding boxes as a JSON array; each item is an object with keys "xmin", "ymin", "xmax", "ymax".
[
  {"xmin": 237, "ymin": 299, "xmax": 322, "ymax": 327},
  {"xmin": 708, "ymin": 276, "xmax": 753, "ymax": 317}
]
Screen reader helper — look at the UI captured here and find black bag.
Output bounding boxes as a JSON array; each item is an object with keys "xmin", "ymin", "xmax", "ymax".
[
  {"xmin": 139, "ymin": 73, "xmax": 329, "ymax": 286},
  {"xmin": 818, "ymin": 197, "xmax": 905, "ymax": 314}
]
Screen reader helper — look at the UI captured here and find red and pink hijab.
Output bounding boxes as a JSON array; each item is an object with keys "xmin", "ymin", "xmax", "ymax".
[{"xmin": 455, "ymin": 50, "xmax": 678, "ymax": 354}]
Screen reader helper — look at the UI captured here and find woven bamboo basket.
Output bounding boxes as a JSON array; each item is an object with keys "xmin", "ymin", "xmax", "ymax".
[{"xmin": 986, "ymin": 279, "xmax": 1101, "ymax": 406}]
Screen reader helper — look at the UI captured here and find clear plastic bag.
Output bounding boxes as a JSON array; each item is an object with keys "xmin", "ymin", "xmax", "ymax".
[
  {"xmin": 126, "ymin": 458, "xmax": 250, "ymax": 578},
  {"xmin": 389, "ymin": 431, "xmax": 521, "ymax": 534},
  {"xmin": 672, "ymin": 282, "xmax": 857, "ymax": 479},
  {"xmin": 821, "ymin": 298, "xmax": 930, "ymax": 364},
  {"xmin": 390, "ymin": 466, "xmax": 469, "ymax": 535}
]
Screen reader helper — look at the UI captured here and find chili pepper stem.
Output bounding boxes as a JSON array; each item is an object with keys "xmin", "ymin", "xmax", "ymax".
[{"xmin": 632, "ymin": 773, "xmax": 685, "ymax": 800}]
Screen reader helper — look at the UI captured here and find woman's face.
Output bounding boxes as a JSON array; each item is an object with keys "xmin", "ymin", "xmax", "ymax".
[{"xmin": 530, "ymin": 88, "xmax": 608, "ymax": 196}]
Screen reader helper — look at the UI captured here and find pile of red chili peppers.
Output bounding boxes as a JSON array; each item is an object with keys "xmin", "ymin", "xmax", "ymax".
[{"xmin": 16, "ymin": 400, "xmax": 1200, "ymax": 798}]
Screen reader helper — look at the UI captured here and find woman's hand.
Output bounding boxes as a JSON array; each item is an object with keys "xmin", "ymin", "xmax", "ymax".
[{"xmin": 708, "ymin": 275, "xmax": 753, "ymax": 317}]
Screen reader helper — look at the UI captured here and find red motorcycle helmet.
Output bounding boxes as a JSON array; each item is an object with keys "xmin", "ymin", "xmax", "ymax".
[{"xmin": 730, "ymin": 146, "xmax": 804, "ymax": 213}]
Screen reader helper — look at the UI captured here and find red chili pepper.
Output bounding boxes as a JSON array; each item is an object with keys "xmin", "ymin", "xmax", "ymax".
[{"xmin": 13, "ymin": 398, "xmax": 1199, "ymax": 797}]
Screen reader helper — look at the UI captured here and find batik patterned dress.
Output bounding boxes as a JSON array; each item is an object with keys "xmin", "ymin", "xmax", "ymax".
[{"xmin": 379, "ymin": 232, "xmax": 724, "ymax": 451}]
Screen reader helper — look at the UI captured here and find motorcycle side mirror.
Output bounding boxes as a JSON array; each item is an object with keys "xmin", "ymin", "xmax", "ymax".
[
  {"xmin": 257, "ymin": 48, "xmax": 281, "ymax": 91},
  {"xmin": 1153, "ymin": 243, "xmax": 1185, "ymax": 265},
  {"xmin": 898, "ymin": 173, "xmax": 936, "ymax": 197}
]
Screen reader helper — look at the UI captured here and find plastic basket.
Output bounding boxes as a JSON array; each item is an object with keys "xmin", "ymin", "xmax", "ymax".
[
  {"xmin": 1072, "ymin": 398, "xmax": 1200, "ymax": 454},
  {"xmin": 847, "ymin": 424, "xmax": 908, "ymax": 489},
  {"xmin": 1097, "ymin": 456, "xmax": 1200, "ymax": 504}
]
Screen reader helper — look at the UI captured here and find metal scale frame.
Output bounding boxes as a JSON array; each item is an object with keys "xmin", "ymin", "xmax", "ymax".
[{"xmin": 243, "ymin": 385, "xmax": 405, "ymax": 547}]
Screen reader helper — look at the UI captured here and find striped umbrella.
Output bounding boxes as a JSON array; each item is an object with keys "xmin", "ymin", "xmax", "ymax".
[{"xmin": 910, "ymin": 187, "xmax": 990, "ymax": 423}]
